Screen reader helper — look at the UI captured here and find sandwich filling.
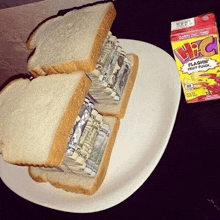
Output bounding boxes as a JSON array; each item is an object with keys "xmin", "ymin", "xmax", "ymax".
[
  {"xmin": 88, "ymin": 32, "xmax": 131, "ymax": 104},
  {"xmin": 41, "ymin": 97, "xmax": 110, "ymax": 178}
]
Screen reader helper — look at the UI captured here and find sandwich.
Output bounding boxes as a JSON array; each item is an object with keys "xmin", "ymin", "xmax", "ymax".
[
  {"xmin": 0, "ymin": 1, "xmax": 139, "ymax": 195},
  {"xmin": 26, "ymin": 1, "xmax": 139, "ymax": 119},
  {"xmin": 0, "ymin": 73, "xmax": 120, "ymax": 195}
]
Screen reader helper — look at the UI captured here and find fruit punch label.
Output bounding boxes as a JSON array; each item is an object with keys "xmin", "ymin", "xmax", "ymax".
[{"xmin": 171, "ymin": 13, "xmax": 220, "ymax": 103}]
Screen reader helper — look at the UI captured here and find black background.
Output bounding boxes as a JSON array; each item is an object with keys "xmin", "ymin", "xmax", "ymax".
[{"xmin": 1, "ymin": 0, "xmax": 220, "ymax": 219}]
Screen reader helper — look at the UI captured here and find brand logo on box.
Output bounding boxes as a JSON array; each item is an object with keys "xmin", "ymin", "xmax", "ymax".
[{"xmin": 174, "ymin": 36, "xmax": 218, "ymax": 64}]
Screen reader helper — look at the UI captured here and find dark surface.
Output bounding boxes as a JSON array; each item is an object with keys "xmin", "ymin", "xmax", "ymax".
[{"xmin": 1, "ymin": 0, "xmax": 220, "ymax": 219}]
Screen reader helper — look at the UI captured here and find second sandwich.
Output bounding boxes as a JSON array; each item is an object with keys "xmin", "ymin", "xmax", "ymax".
[{"xmin": 26, "ymin": 2, "xmax": 139, "ymax": 119}]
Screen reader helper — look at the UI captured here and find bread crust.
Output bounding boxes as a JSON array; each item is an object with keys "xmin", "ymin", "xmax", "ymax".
[
  {"xmin": 28, "ymin": 167, "xmax": 47, "ymax": 183},
  {"xmin": 95, "ymin": 54, "xmax": 139, "ymax": 119},
  {"xmin": 89, "ymin": 117, "xmax": 120, "ymax": 195},
  {"xmin": 117, "ymin": 54, "xmax": 139, "ymax": 118},
  {"xmin": 27, "ymin": 2, "xmax": 116, "ymax": 76},
  {"xmin": 28, "ymin": 116, "xmax": 120, "ymax": 195},
  {"xmin": 46, "ymin": 73, "xmax": 92, "ymax": 167}
]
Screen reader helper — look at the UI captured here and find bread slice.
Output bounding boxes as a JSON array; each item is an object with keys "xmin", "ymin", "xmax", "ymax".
[
  {"xmin": 0, "ymin": 73, "xmax": 91, "ymax": 167},
  {"xmin": 27, "ymin": 2, "xmax": 116, "ymax": 76},
  {"xmin": 94, "ymin": 54, "xmax": 139, "ymax": 119},
  {"xmin": 28, "ymin": 116, "xmax": 120, "ymax": 195}
]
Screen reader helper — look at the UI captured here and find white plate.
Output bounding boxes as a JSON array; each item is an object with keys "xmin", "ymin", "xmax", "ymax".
[{"xmin": 0, "ymin": 39, "xmax": 181, "ymax": 213}]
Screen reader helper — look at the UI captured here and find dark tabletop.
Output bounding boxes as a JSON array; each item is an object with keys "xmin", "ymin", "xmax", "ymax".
[{"xmin": 1, "ymin": 0, "xmax": 220, "ymax": 219}]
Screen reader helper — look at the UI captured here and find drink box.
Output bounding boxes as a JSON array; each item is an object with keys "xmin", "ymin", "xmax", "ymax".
[{"xmin": 171, "ymin": 13, "xmax": 220, "ymax": 103}]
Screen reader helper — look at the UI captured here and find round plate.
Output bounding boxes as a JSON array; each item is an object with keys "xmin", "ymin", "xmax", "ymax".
[{"xmin": 0, "ymin": 39, "xmax": 181, "ymax": 213}]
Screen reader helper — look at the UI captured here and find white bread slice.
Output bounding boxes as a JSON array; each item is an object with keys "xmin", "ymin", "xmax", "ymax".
[
  {"xmin": 94, "ymin": 54, "xmax": 139, "ymax": 119},
  {"xmin": 28, "ymin": 116, "xmax": 120, "ymax": 195},
  {"xmin": 0, "ymin": 73, "xmax": 91, "ymax": 167},
  {"xmin": 27, "ymin": 2, "xmax": 116, "ymax": 76}
]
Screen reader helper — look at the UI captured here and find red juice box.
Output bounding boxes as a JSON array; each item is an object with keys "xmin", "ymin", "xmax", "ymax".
[{"xmin": 171, "ymin": 13, "xmax": 220, "ymax": 103}]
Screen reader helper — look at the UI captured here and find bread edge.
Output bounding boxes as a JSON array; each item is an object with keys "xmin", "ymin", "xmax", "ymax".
[
  {"xmin": 45, "ymin": 73, "xmax": 92, "ymax": 167},
  {"xmin": 96, "ymin": 53, "xmax": 139, "ymax": 119},
  {"xmin": 28, "ymin": 167, "xmax": 48, "ymax": 183},
  {"xmin": 87, "ymin": 116, "xmax": 120, "ymax": 195}
]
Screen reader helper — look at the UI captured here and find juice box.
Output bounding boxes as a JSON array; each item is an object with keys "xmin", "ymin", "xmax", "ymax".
[{"xmin": 171, "ymin": 13, "xmax": 220, "ymax": 103}]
